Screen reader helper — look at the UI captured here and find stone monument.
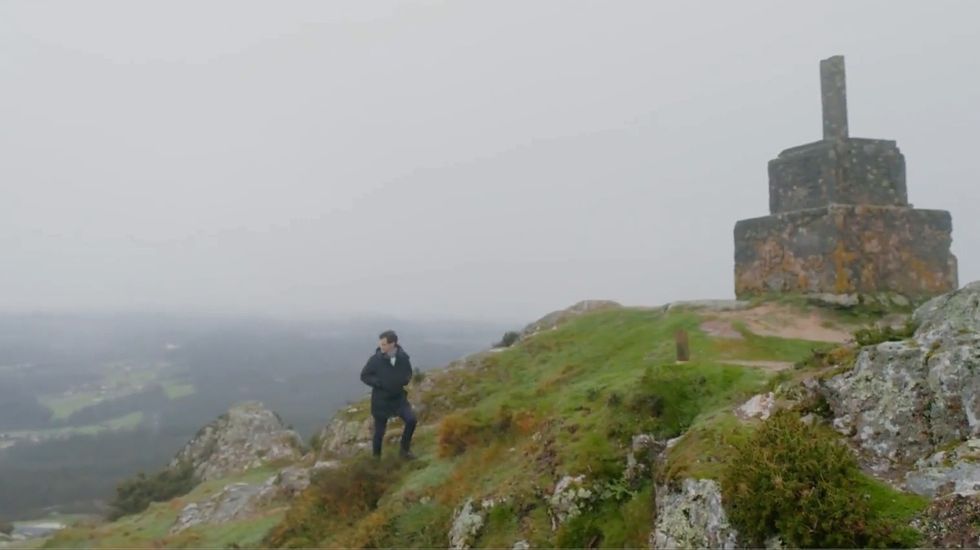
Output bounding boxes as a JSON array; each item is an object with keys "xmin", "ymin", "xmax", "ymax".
[{"xmin": 733, "ymin": 55, "xmax": 957, "ymax": 300}]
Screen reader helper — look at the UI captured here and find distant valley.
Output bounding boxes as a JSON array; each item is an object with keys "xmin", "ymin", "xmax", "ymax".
[{"xmin": 0, "ymin": 312, "xmax": 513, "ymax": 521}]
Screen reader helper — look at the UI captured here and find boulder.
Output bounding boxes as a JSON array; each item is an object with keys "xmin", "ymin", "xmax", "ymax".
[
  {"xmin": 170, "ymin": 401, "xmax": 304, "ymax": 481},
  {"xmin": 650, "ymin": 478, "xmax": 738, "ymax": 549}
]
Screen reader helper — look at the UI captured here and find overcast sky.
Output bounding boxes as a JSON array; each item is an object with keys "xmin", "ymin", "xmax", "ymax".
[{"xmin": 1, "ymin": 1, "xmax": 978, "ymax": 324}]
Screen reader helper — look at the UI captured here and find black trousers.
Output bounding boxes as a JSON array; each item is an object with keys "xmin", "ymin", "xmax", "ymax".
[{"xmin": 372, "ymin": 400, "xmax": 417, "ymax": 456}]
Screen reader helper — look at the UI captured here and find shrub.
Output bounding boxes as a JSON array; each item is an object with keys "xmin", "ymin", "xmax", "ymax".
[
  {"xmin": 0, "ymin": 520, "xmax": 12, "ymax": 535},
  {"xmin": 436, "ymin": 412, "xmax": 487, "ymax": 457},
  {"xmin": 722, "ymin": 410, "xmax": 919, "ymax": 547},
  {"xmin": 264, "ymin": 455, "xmax": 405, "ymax": 547},
  {"xmin": 108, "ymin": 461, "xmax": 198, "ymax": 520},
  {"xmin": 493, "ymin": 331, "xmax": 521, "ymax": 348},
  {"xmin": 555, "ymin": 513, "xmax": 603, "ymax": 548},
  {"xmin": 411, "ymin": 367, "xmax": 426, "ymax": 385}
]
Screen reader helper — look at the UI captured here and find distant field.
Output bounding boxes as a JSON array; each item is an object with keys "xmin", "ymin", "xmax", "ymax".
[
  {"xmin": 7, "ymin": 412, "xmax": 144, "ymax": 439},
  {"xmin": 161, "ymin": 381, "xmax": 196, "ymax": 400},
  {"xmin": 37, "ymin": 363, "xmax": 194, "ymax": 422},
  {"xmin": 38, "ymin": 393, "xmax": 104, "ymax": 420}
]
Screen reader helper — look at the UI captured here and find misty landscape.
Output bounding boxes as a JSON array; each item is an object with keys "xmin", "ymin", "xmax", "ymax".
[
  {"xmin": 0, "ymin": 313, "xmax": 510, "ymax": 520},
  {"xmin": 3, "ymin": 0, "xmax": 980, "ymax": 547}
]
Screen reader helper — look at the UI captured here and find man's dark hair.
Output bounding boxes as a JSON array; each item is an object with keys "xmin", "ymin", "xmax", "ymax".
[{"xmin": 379, "ymin": 330, "xmax": 398, "ymax": 344}]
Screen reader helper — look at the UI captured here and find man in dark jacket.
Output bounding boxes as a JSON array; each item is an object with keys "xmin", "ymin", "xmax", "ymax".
[{"xmin": 360, "ymin": 329, "xmax": 417, "ymax": 459}]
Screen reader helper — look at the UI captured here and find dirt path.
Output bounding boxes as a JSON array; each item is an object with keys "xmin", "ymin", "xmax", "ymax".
[{"xmin": 700, "ymin": 303, "xmax": 853, "ymax": 343}]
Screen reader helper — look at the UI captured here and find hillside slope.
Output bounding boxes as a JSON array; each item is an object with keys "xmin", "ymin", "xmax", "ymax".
[{"xmin": 40, "ymin": 290, "xmax": 980, "ymax": 548}]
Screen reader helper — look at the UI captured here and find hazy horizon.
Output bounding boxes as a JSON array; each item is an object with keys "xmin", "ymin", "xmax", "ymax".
[{"xmin": 3, "ymin": 1, "xmax": 978, "ymax": 324}]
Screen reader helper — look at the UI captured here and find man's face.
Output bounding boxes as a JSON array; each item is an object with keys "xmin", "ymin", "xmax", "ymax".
[{"xmin": 379, "ymin": 338, "xmax": 395, "ymax": 355}]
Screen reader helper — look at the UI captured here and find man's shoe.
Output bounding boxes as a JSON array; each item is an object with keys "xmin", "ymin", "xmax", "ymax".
[{"xmin": 399, "ymin": 450, "xmax": 417, "ymax": 460}]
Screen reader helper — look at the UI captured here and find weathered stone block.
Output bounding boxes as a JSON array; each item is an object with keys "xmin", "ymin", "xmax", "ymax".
[
  {"xmin": 768, "ymin": 138, "xmax": 908, "ymax": 214},
  {"xmin": 734, "ymin": 204, "xmax": 957, "ymax": 298}
]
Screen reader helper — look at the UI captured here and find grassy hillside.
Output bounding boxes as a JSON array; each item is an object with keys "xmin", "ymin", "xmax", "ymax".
[{"xmin": 44, "ymin": 301, "xmax": 927, "ymax": 548}]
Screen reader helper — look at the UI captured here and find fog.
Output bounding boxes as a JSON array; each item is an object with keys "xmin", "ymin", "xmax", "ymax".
[{"xmin": 2, "ymin": 1, "xmax": 977, "ymax": 323}]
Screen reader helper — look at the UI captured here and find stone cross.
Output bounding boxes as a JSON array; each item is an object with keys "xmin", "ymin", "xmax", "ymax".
[{"xmin": 820, "ymin": 55, "xmax": 849, "ymax": 140}]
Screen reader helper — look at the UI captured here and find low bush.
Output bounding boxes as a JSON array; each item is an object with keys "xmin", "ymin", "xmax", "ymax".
[
  {"xmin": 107, "ymin": 461, "xmax": 197, "ymax": 520},
  {"xmin": 722, "ymin": 410, "xmax": 921, "ymax": 547},
  {"xmin": 264, "ymin": 455, "xmax": 405, "ymax": 547}
]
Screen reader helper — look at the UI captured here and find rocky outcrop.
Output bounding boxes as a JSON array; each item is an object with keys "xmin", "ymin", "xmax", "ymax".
[
  {"xmin": 824, "ymin": 281, "xmax": 980, "ymax": 479},
  {"xmin": 315, "ymin": 408, "xmax": 373, "ymax": 459},
  {"xmin": 170, "ymin": 465, "xmax": 313, "ymax": 534},
  {"xmin": 906, "ymin": 439, "xmax": 980, "ymax": 497},
  {"xmin": 735, "ymin": 392, "xmax": 777, "ymax": 421},
  {"xmin": 917, "ymin": 493, "xmax": 980, "ymax": 548},
  {"xmin": 448, "ymin": 497, "xmax": 504, "ymax": 549},
  {"xmin": 521, "ymin": 300, "xmax": 621, "ymax": 338},
  {"xmin": 548, "ymin": 475, "xmax": 595, "ymax": 529},
  {"xmin": 650, "ymin": 478, "xmax": 738, "ymax": 549},
  {"xmin": 170, "ymin": 401, "xmax": 304, "ymax": 481}
]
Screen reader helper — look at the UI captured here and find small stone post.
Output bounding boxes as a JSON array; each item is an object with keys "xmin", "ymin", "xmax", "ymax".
[{"xmin": 675, "ymin": 330, "xmax": 690, "ymax": 362}]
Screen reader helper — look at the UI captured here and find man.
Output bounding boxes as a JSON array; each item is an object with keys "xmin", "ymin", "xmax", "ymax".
[{"xmin": 359, "ymin": 329, "xmax": 417, "ymax": 459}]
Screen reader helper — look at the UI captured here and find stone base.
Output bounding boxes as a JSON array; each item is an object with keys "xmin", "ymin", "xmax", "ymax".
[{"xmin": 734, "ymin": 204, "xmax": 957, "ymax": 298}]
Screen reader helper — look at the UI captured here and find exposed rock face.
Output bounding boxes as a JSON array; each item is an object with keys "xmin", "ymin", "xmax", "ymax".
[
  {"xmin": 735, "ymin": 392, "xmax": 777, "ymax": 421},
  {"xmin": 918, "ymin": 493, "xmax": 980, "ymax": 548},
  {"xmin": 650, "ymin": 478, "xmax": 738, "ymax": 549},
  {"xmin": 448, "ymin": 497, "xmax": 504, "ymax": 549},
  {"xmin": 548, "ymin": 475, "xmax": 594, "ymax": 529},
  {"xmin": 824, "ymin": 282, "xmax": 980, "ymax": 478},
  {"xmin": 905, "ymin": 438, "xmax": 980, "ymax": 497},
  {"xmin": 170, "ymin": 482, "xmax": 265, "ymax": 533},
  {"xmin": 315, "ymin": 413, "xmax": 373, "ymax": 459},
  {"xmin": 521, "ymin": 300, "xmax": 621, "ymax": 338},
  {"xmin": 170, "ymin": 401, "xmax": 304, "ymax": 481},
  {"xmin": 625, "ymin": 434, "xmax": 662, "ymax": 486},
  {"xmin": 170, "ymin": 465, "xmax": 312, "ymax": 534},
  {"xmin": 448, "ymin": 498, "xmax": 484, "ymax": 550}
]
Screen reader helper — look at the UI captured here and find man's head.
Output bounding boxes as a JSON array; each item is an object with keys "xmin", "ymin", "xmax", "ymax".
[{"xmin": 378, "ymin": 330, "xmax": 398, "ymax": 355}]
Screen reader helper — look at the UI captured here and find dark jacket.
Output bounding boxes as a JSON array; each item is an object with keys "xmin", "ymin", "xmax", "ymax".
[{"xmin": 360, "ymin": 345, "xmax": 413, "ymax": 417}]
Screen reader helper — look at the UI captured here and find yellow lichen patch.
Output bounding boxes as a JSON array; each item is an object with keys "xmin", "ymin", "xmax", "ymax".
[{"xmin": 832, "ymin": 241, "xmax": 858, "ymax": 294}]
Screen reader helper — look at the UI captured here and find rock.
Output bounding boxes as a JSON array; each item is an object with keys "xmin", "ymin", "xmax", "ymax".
[
  {"xmin": 625, "ymin": 434, "xmax": 663, "ymax": 485},
  {"xmin": 170, "ymin": 401, "xmax": 305, "ymax": 481},
  {"xmin": 512, "ymin": 540, "xmax": 531, "ymax": 549},
  {"xmin": 906, "ymin": 440, "xmax": 980, "ymax": 497},
  {"xmin": 448, "ymin": 498, "xmax": 487, "ymax": 549},
  {"xmin": 313, "ymin": 460, "xmax": 341, "ymax": 470},
  {"xmin": 548, "ymin": 475, "xmax": 594, "ymax": 529},
  {"xmin": 256, "ymin": 466, "xmax": 311, "ymax": 502},
  {"xmin": 735, "ymin": 392, "xmax": 777, "ymax": 421},
  {"xmin": 170, "ymin": 465, "xmax": 311, "ymax": 535},
  {"xmin": 918, "ymin": 492, "xmax": 980, "ymax": 548},
  {"xmin": 170, "ymin": 482, "xmax": 265, "ymax": 534},
  {"xmin": 906, "ymin": 461, "xmax": 980, "ymax": 497},
  {"xmin": 912, "ymin": 281, "xmax": 980, "ymax": 349},
  {"xmin": 521, "ymin": 300, "xmax": 621, "ymax": 338},
  {"xmin": 650, "ymin": 478, "xmax": 738, "ymax": 549},
  {"xmin": 823, "ymin": 282, "xmax": 980, "ymax": 474},
  {"xmin": 315, "ymin": 416, "xmax": 373, "ymax": 459}
]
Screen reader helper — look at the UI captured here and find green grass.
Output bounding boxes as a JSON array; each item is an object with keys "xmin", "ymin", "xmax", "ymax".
[
  {"xmin": 63, "ymin": 300, "xmax": 910, "ymax": 548},
  {"xmin": 270, "ymin": 306, "xmax": 813, "ymax": 546},
  {"xmin": 38, "ymin": 392, "xmax": 102, "ymax": 420},
  {"xmin": 44, "ymin": 465, "xmax": 285, "ymax": 549},
  {"xmin": 9, "ymin": 412, "xmax": 145, "ymax": 439},
  {"xmin": 161, "ymin": 381, "xmax": 196, "ymax": 400}
]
